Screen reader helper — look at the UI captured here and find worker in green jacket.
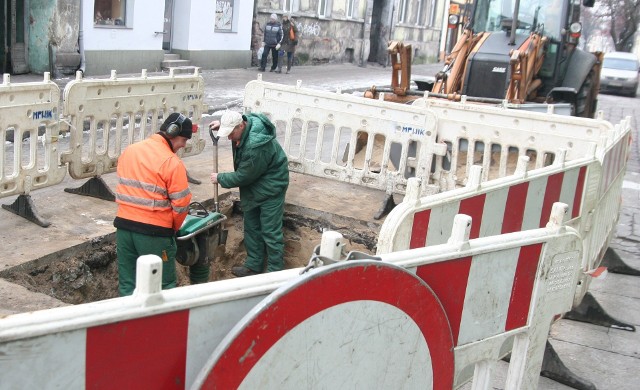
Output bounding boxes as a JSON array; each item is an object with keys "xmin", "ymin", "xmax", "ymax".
[{"xmin": 209, "ymin": 111, "xmax": 289, "ymax": 277}]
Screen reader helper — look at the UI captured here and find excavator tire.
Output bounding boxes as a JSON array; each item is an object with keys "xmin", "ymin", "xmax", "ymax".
[{"xmin": 575, "ymin": 70, "xmax": 598, "ymax": 118}]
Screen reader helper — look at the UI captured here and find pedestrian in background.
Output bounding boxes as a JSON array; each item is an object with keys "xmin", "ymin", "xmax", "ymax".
[
  {"xmin": 259, "ymin": 13, "xmax": 283, "ymax": 72},
  {"xmin": 208, "ymin": 111, "xmax": 289, "ymax": 277},
  {"xmin": 277, "ymin": 13, "xmax": 299, "ymax": 74},
  {"xmin": 114, "ymin": 113, "xmax": 193, "ymax": 296}
]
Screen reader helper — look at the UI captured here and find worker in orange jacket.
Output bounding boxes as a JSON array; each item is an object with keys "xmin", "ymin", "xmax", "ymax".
[{"xmin": 114, "ymin": 113, "xmax": 193, "ymax": 296}]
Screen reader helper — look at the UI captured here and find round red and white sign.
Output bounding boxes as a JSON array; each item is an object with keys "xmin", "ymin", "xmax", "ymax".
[{"xmin": 193, "ymin": 260, "xmax": 454, "ymax": 389}]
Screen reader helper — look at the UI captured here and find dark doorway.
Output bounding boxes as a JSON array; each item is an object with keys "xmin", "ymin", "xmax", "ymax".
[
  {"xmin": 368, "ymin": 0, "xmax": 392, "ymax": 65},
  {"xmin": 368, "ymin": 0, "xmax": 383, "ymax": 63},
  {"xmin": 163, "ymin": 0, "xmax": 174, "ymax": 51},
  {"xmin": 1, "ymin": 0, "xmax": 29, "ymax": 74}
]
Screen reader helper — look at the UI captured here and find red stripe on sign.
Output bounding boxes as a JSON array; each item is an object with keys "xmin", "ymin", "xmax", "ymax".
[
  {"xmin": 539, "ymin": 173, "xmax": 564, "ymax": 228},
  {"xmin": 502, "ymin": 182, "xmax": 529, "ymax": 233},
  {"xmin": 86, "ymin": 310, "xmax": 189, "ymax": 389},
  {"xmin": 416, "ymin": 257, "xmax": 472, "ymax": 346},
  {"xmin": 410, "ymin": 209, "xmax": 431, "ymax": 249},
  {"xmin": 505, "ymin": 244, "xmax": 542, "ymax": 330},
  {"xmin": 204, "ymin": 263, "xmax": 455, "ymax": 389},
  {"xmin": 459, "ymin": 194, "xmax": 486, "ymax": 239},
  {"xmin": 571, "ymin": 166, "xmax": 587, "ymax": 219}
]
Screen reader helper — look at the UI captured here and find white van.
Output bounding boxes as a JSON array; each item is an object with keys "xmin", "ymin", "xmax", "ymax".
[{"xmin": 600, "ymin": 51, "xmax": 640, "ymax": 97}]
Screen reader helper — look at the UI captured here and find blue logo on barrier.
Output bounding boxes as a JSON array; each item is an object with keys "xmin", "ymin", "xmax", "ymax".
[
  {"xmin": 33, "ymin": 110, "xmax": 53, "ymax": 119},
  {"xmin": 401, "ymin": 126, "xmax": 426, "ymax": 136},
  {"xmin": 183, "ymin": 94, "xmax": 201, "ymax": 101}
]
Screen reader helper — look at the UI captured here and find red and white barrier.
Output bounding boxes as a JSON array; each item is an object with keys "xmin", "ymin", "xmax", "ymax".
[{"xmin": 1, "ymin": 204, "xmax": 582, "ymax": 389}]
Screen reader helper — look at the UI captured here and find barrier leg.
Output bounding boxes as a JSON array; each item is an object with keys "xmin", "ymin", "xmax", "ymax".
[
  {"xmin": 540, "ymin": 341, "xmax": 596, "ymax": 390},
  {"xmin": 564, "ymin": 292, "xmax": 636, "ymax": 331},
  {"xmin": 374, "ymin": 193, "xmax": 396, "ymax": 220},
  {"xmin": 2, "ymin": 194, "xmax": 51, "ymax": 227},
  {"xmin": 64, "ymin": 176, "xmax": 115, "ymax": 201},
  {"xmin": 601, "ymin": 247, "xmax": 640, "ymax": 276}
]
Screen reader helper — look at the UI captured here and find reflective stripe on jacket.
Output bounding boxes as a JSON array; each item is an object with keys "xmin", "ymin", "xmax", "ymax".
[
  {"xmin": 115, "ymin": 134, "xmax": 191, "ymax": 231},
  {"xmin": 263, "ymin": 21, "xmax": 283, "ymax": 47}
]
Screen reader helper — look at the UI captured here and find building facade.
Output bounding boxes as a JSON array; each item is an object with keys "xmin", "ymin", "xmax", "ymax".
[
  {"xmin": 254, "ymin": 0, "xmax": 445, "ymax": 67},
  {"xmin": 1, "ymin": 0, "xmax": 445, "ymax": 77}
]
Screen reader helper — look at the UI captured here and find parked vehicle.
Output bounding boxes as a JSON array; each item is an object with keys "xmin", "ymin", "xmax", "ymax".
[{"xmin": 599, "ymin": 51, "xmax": 640, "ymax": 97}]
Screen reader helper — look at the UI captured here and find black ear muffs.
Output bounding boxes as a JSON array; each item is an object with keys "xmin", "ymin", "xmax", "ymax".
[{"xmin": 166, "ymin": 114, "xmax": 187, "ymax": 138}]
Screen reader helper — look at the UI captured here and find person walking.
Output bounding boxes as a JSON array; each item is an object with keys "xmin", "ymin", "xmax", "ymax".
[
  {"xmin": 259, "ymin": 13, "xmax": 283, "ymax": 72},
  {"xmin": 277, "ymin": 13, "xmax": 299, "ymax": 74},
  {"xmin": 114, "ymin": 113, "xmax": 193, "ymax": 296},
  {"xmin": 208, "ymin": 111, "xmax": 289, "ymax": 277}
]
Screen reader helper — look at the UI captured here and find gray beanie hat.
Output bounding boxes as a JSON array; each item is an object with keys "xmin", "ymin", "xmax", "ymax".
[{"xmin": 270, "ymin": 13, "xmax": 277, "ymax": 20}]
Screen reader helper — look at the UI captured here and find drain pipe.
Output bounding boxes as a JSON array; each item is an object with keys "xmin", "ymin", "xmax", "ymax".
[{"xmin": 78, "ymin": 0, "xmax": 86, "ymax": 74}]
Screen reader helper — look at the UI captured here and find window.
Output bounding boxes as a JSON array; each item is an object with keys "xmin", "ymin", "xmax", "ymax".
[
  {"xmin": 94, "ymin": 0, "xmax": 129, "ymax": 27},
  {"xmin": 347, "ymin": 0, "xmax": 356, "ymax": 18},
  {"xmin": 215, "ymin": 0, "xmax": 234, "ymax": 31},
  {"xmin": 400, "ymin": 0, "xmax": 437, "ymax": 27},
  {"xmin": 399, "ymin": 0, "xmax": 409, "ymax": 23},
  {"xmin": 282, "ymin": 0, "xmax": 299, "ymax": 13},
  {"xmin": 417, "ymin": 0, "xmax": 426, "ymax": 25},
  {"xmin": 318, "ymin": 0, "xmax": 330, "ymax": 17},
  {"xmin": 427, "ymin": 0, "xmax": 437, "ymax": 26}
]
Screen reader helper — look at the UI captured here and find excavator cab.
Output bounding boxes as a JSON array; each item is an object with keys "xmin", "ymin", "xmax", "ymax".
[{"xmin": 434, "ymin": 0, "xmax": 600, "ymax": 117}]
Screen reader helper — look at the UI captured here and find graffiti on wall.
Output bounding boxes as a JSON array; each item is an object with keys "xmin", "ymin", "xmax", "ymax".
[{"xmin": 295, "ymin": 21, "xmax": 321, "ymax": 37}]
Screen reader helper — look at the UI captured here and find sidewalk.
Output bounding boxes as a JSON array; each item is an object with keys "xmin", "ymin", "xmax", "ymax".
[{"xmin": 2, "ymin": 63, "xmax": 639, "ymax": 389}]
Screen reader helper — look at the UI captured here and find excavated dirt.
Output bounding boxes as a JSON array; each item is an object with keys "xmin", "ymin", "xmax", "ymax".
[{"xmin": 1, "ymin": 197, "xmax": 378, "ymax": 306}]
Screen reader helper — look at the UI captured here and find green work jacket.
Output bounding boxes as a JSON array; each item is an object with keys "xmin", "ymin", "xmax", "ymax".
[{"xmin": 217, "ymin": 113, "xmax": 289, "ymax": 211}]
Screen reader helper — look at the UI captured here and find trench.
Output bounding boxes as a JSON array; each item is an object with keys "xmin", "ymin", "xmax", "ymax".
[{"xmin": 0, "ymin": 195, "xmax": 379, "ymax": 306}]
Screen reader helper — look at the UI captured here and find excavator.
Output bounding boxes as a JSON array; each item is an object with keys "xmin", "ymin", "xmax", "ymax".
[{"xmin": 366, "ymin": 0, "xmax": 602, "ymax": 118}]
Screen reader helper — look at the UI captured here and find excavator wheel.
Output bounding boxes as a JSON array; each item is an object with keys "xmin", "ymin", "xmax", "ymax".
[{"xmin": 575, "ymin": 70, "xmax": 598, "ymax": 118}]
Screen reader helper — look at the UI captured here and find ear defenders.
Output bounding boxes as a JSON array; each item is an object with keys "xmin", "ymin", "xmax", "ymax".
[{"xmin": 166, "ymin": 113, "xmax": 187, "ymax": 138}]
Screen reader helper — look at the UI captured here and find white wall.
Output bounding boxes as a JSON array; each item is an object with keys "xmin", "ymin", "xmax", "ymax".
[
  {"xmin": 82, "ymin": 0, "xmax": 164, "ymax": 51},
  {"xmin": 171, "ymin": 0, "xmax": 252, "ymax": 51}
]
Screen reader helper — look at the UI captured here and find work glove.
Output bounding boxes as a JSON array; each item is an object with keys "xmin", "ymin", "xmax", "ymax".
[{"xmin": 275, "ymin": 43, "xmax": 281, "ymax": 50}]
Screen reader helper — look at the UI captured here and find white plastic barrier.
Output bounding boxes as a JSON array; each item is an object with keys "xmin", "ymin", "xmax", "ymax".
[
  {"xmin": 412, "ymin": 97, "xmax": 618, "ymax": 186},
  {"xmin": 60, "ymin": 69, "xmax": 207, "ymax": 180},
  {"xmin": 0, "ymin": 73, "xmax": 66, "ymax": 198},
  {"xmin": 242, "ymin": 79, "xmax": 619, "ymax": 198},
  {"xmin": 0, "ymin": 205, "xmax": 581, "ymax": 389},
  {"xmin": 378, "ymin": 119, "xmax": 631, "ymax": 306},
  {"xmin": 243, "ymin": 77, "xmax": 443, "ymax": 196}
]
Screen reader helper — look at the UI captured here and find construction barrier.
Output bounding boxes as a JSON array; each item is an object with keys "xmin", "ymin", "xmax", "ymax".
[
  {"xmin": 1, "ymin": 70, "xmax": 207, "ymax": 226},
  {"xmin": 60, "ymin": 69, "xmax": 206, "ymax": 180},
  {"xmin": 0, "ymin": 73, "xmax": 66, "ymax": 198},
  {"xmin": 378, "ymin": 116, "xmax": 630, "ymax": 305},
  {"xmin": 242, "ymin": 79, "xmax": 620, "ymax": 200},
  {"xmin": 243, "ymin": 78, "xmax": 631, "ymax": 305},
  {"xmin": 0, "ymin": 204, "xmax": 581, "ymax": 389}
]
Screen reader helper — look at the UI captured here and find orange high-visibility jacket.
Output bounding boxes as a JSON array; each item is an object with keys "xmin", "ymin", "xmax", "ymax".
[{"xmin": 115, "ymin": 134, "xmax": 191, "ymax": 231}]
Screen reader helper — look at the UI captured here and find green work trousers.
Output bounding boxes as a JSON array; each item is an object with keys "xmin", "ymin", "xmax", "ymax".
[
  {"xmin": 243, "ymin": 196, "xmax": 285, "ymax": 273},
  {"xmin": 116, "ymin": 229, "xmax": 177, "ymax": 296}
]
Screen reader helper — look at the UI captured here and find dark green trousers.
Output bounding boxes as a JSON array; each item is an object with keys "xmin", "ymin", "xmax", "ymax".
[
  {"xmin": 116, "ymin": 229, "xmax": 177, "ymax": 296},
  {"xmin": 243, "ymin": 196, "xmax": 285, "ymax": 273}
]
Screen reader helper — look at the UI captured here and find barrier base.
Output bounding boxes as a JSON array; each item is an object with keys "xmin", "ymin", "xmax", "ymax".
[
  {"xmin": 374, "ymin": 193, "xmax": 396, "ymax": 220},
  {"xmin": 565, "ymin": 292, "xmax": 636, "ymax": 331},
  {"xmin": 187, "ymin": 170, "xmax": 201, "ymax": 185},
  {"xmin": 64, "ymin": 176, "xmax": 115, "ymax": 201},
  {"xmin": 541, "ymin": 340, "xmax": 596, "ymax": 390},
  {"xmin": 601, "ymin": 247, "xmax": 640, "ymax": 276},
  {"xmin": 2, "ymin": 194, "xmax": 51, "ymax": 228}
]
